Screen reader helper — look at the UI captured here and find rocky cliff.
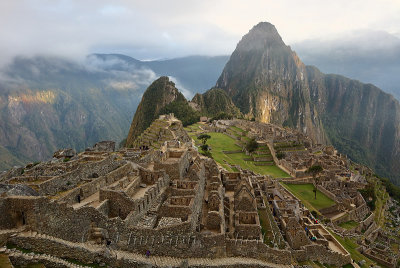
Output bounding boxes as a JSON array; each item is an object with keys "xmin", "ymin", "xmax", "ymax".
[
  {"xmin": 216, "ymin": 22, "xmax": 326, "ymax": 143},
  {"xmin": 216, "ymin": 22, "xmax": 400, "ymax": 186}
]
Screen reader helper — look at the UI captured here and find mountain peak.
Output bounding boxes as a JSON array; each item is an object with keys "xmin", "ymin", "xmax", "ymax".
[
  {"xmin": 125, "ymin": 76, "xmax": 184, "ymax": 145},
  {"xmin": 236, "ymin": 22, "xmax": 285, "ymax": 52}
]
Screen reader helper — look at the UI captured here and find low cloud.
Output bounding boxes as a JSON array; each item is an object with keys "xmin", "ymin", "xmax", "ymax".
[{"xmin": 168, "ymin": 76, "xmax": 194, "ymax": 100}]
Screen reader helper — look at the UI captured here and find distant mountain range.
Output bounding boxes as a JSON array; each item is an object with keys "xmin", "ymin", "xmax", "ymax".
[
  {"xmin": 2, "ymin": 24, "xmax": 400, "ymax": 188},
  {"xmin": 0, "ymin": 54, "xmax": 228, "ymax": 170},
  {"xmin": 293, "ymin": 30, "xmax": 400, "ymax": 100}
]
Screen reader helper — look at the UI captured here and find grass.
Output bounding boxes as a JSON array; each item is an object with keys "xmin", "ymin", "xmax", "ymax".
[
  {"xmin": 230, "ymin": 126, "xmax": 245, "ymax": 133},
  {"xmin": 187, "ymin": 129, "xmax": 289, "ymax": 177},
  {"xmin": 184, "ymin": 124, "xmax": 290, "ymax": 177},
  {"xmin": 328, "ymin": 230, "xmax": 375, "ymax": 268},
  {"xmin": 374, "ymin": 183, "xmax": 389, "ymax": 227},
  {"xmin": 258, "ymin": 209, "xmax": 274, "ymax": 246},
  {"xmin": 282, "ymin": 183, "xmax": 335, "ymax": 211},
  {"xmin": 206, "ymin": 133, "xmax": 289, "ymax": 177},
  {"xmin": 338, "ymin": 220, "xmax": 359, "ymax": 230}
]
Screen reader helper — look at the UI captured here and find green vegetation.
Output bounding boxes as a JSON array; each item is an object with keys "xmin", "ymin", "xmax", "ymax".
[
  {"xmin": 358, "ymin": 183, "xmax": 376, "ymax": 211},
  {"xmin": 63, "ymin": 157, "xmax": 70, "ymax": 162},
  {"xmin": 186, "ymin": 126, "xmax": 289, "ymax": 177},
  {"xmin": 306, "ymin": 165, "xmax": 323, "ymax": 199},
  {"xmin": 158, "ymin": 100, "xmax": 199, "ymax": 127},
  {"xmin": 192, "ymin": 88, "xmax": 241, "ymax": 118},
  {"xmin": 379, "ymin": 176, "xmax": 400, "ymax": 202},
  {"xmin": 245, "ymin": 138, "xmax": 258, "ymax": 153},
  {"xmin": 198, "ymin": 134, "xmax": 212, "ymax": 157},
  {"xmin": 328, "ymin": 231, "xmax": 375, "ymax": 267},
  {"xmin": 338, "ymin": 220, "xmax": 359, "ymax": 230},
  {"xmin": 197, "ymin": 134, "xmax": 211, "ymax": 145},
  {"xmin": 282, "ymin": 183, "xmax": 335, "ymax": 211},
  {"xmin": 276, "ymin": 151, "xmax": 285, "ymax": 159},
  {"xmin": 258, "ymin": 209, "xmax": 273, "ymax": 247}
]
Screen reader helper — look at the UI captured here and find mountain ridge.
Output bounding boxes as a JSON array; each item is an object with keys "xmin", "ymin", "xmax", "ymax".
[{"xmin": 216, "ymin": 21, "xmax": 400, "ymax": 186}]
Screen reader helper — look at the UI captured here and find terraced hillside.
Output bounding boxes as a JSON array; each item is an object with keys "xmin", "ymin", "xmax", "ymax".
[{"xmin": 184, "ymin": 123, "xmax": 290, "ymax": 178}]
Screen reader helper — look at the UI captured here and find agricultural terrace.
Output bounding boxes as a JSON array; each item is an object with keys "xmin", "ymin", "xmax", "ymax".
[{"xmin": 184, "ymin": 123, "xmax": 290, "ymax": 178}]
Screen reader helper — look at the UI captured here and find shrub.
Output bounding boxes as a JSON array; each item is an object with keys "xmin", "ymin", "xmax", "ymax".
[
  {"xmin": 276, "ymin": 151, "xmax": 285, "ymax": 159},
  {"xmin": 246, "ymin": 138, "xmax": 258, "ymax": 153}
]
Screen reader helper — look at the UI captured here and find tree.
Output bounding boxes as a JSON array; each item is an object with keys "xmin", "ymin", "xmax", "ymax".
[
  {"xmin": 307, "ymin": 165, "xmax": 323, "ymax": 199},
  {"xmin": 276, "ymin": 151, "xmax": 285, "ymax": 160},
  {"xmin": 200, "ymin": 144, "xmax": 209, "ymax": 152},
  {"xmin": 197, "ymin": 134, "xmax": 211, "ymax": 145},
  {"xmin": 246, "ymin": 138, "xmax": 258, "ymax": 153}
]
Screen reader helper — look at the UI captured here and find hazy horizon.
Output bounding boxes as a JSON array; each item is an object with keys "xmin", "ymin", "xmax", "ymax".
[{"xmin": 1, "ymin": 0, "xmax": 400, "ymax": 65}]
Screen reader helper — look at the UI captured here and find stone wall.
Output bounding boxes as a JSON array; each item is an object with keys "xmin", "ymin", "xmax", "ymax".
[
  {"xmin": 225, "ymin": 239, "xmax": 291, "ymax": 264},
  {"xmin": 317, "ymin": 185, "xmax": 338, "ymax": 202},
  {"xmin": 58, "ymin": 163, "xmax": 133, "ymax": 205},
  {"xmin": 293, "ymin": 244, "xmax": 351, "ymax": 267},
  {"xmin": 38, "ymin": 156, "xmax": 123, "ymax": 195},
  {"xmin": 99, "ymin": 189, "xmax": 135, "ymax": 219},
  {"xmin": 9, "ymin": 234, "xmax": 114, "ymax": 266}
]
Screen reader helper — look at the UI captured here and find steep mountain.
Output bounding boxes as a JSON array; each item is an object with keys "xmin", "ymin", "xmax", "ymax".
[
  {"xmin": 307, "ymin": 67, "xmax": 400, "ymax": 185},
  {"xmin": 216, "ymin": 22, "xmax": 326, "ymax": 143},
  {"xmin": 126, "ymin": 76, "xmax": 192, "ymax": 146},
  {"xmin": 216, "ymin": 22, "xmax": 400, "ymax": 186},
  {"xmin": 191, "ymin": 88, "xmax": 241, "ymax": 118},
  {"xmin": 125, "ymin": 80, "xmax": 242, "ymax": 146},
  {"xmin": 0, "ymin": 54, "xmax": 228, "ymax": 170}
]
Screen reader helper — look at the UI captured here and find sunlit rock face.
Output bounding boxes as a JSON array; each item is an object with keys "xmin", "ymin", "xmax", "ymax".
[
  {"xmin": 216, "ymin": 21, "xmax": 400, "ymax": 186},
  {"xmin": 216, "ymin": 22, "xmax": 326, "ymax": 144}
]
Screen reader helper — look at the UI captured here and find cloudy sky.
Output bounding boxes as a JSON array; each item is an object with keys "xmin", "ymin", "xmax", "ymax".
[{"xmin": 1, "ymin": 0, "xmax": 400, "ymax": 64}]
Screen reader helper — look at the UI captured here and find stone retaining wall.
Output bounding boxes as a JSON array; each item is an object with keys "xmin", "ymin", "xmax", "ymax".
[
  {"xmin": 292, "ymin": 244, "xmax": 351, "ymax": 267},
  {"xmin": 38, "ymin": 156, "xmax": 123, "ymax": 195},
  {"xmin": 58, "ymin": 163, "xmax": 133, "ymax": 205},
  {"xmin": 225, "ymin": 239, "xmax": 291, "ymax": 264}
]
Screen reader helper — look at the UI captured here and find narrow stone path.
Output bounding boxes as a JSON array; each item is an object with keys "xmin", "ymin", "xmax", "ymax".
[{"xmin": 7, "ymin": 231, "xmax": 292, "ymax": 267}]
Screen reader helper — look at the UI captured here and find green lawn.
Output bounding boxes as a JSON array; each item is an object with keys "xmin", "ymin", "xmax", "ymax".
[
  {"xmin": 338, "ymin": 220, "xmax": 359, "ymax": 230},
  {"xmin": 204, "ymin": 132, "xmax": 290, "ymax": 177},
  {"xmin": 282, "ymin": 183, "xmax": 335, "ymax": 211},
  {"xmin": 186, "ymin": 129, "xmax": 290, "ymax": 177}
]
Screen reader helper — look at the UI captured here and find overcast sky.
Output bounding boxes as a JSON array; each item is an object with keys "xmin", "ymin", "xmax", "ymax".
[{"xmin": 1, "ymin": 0, "xmax": 400, "ymax": 65}]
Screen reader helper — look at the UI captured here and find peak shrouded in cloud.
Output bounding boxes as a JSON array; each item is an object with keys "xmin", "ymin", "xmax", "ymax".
[{"xmin": 1, "ymin": 0, "xmax": 400, "ymax": 66}]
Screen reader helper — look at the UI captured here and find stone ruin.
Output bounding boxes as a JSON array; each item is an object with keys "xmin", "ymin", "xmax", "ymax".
[{"xmin": 0, "ymin": 116, "xmax": 388, "ymax": 267}]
